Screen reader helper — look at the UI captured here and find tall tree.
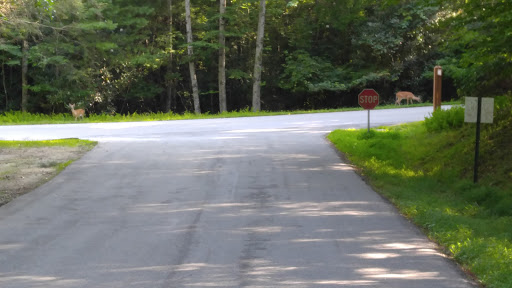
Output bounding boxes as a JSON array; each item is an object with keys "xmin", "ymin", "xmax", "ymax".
[
  {"xmin": 218, "ymin": 0, "xmax": 227, "ymax": 112},
  {"xmin": 251, "ymin": 0, "xmax": 266, "ymax": 112},
  {"xmin": 185, "ymin": 0, "xmax": 201, "ymax": 114},
  {"xmin": 0, "ymin": 0, "xmax": 49, "ymax": 112},
  {"xmin": 0, "ymin": 43, "xmax": 22, "ymax": 108},
  {"xmin": 166, "ymin": 0, "xmax": 173, "ymax": 113},
  {"xmin": 438, "ymin": 0, "xmax": 512, "ymax": 96},
  {"xmin": 21, "ymin": 40, "xmax": 28, "ymax": 112}
]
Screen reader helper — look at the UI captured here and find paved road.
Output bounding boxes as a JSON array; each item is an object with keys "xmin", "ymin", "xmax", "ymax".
[{"xmin": 0, "ymin": 107, "xmax": 476, "ymax": 287}]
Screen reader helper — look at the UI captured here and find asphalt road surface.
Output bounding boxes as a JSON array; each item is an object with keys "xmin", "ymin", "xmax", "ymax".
[{"xmin": 0, "ymin": 107, "xmax": 477, "ymax": 287}]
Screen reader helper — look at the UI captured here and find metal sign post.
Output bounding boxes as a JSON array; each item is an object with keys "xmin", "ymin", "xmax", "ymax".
[
  {"xmin": 464, "ymin": 96, "xmax": 494, "ymax": 183},
  {"xmin": 474, "ymin": 96, "xmax": 482, "ymax": 183},
  {"xmin": 367, "ymin": 110, "xmax": 370, "ymax": 132}
]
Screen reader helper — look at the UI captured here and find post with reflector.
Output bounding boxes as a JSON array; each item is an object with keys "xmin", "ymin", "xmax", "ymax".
[{"xmin": 433, "ymin": 66, "xmax": 442, "ymax": 111}]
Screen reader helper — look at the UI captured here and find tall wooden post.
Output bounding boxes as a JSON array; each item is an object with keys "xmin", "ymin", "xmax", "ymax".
[{"xmin": 433, "ymin": 66, "xmax": 442, "ymax": 111}]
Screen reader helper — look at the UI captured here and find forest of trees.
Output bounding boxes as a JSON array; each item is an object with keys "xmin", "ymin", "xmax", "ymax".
[{"xmin": 0, "ymin": 0, "xmax": 510, "ymax": 115}]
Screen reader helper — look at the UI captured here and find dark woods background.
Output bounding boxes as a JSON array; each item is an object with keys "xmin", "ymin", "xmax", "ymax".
[{"xmin": 0, "ymin": 0, "xmax": 510, "ymax": 114}]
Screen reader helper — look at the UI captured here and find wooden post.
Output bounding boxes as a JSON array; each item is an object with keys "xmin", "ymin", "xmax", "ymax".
[{"xmin": 433, "ymin": 66, "xmax": 442, "ymax": 111}]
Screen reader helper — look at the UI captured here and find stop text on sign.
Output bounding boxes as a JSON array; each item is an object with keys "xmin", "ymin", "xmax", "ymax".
[{"xmin": 359, "ymin": 95, "xmax": 378, "ymax": 104}]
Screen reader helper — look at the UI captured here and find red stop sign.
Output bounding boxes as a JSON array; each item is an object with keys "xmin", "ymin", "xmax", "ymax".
[{"xmin": 358, "ymin": 89, "xmax": 379, "ymax": 110}]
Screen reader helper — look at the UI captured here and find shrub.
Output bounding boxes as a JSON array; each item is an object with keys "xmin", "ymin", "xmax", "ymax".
[{"xmin": 424, "ymin": 106, "xmax": 465, "ymax": 132}]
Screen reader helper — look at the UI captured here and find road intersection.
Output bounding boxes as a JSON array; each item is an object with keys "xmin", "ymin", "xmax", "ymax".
[{"xmin": 0, "ymin": 107, "xmax": 476, "ymax": 287}]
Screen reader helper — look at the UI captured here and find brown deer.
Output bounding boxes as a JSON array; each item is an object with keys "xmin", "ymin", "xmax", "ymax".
[
  {"xmin": 395, "ymin": 91, "xmax": 421, "ymax": 105},
  {"xmin": 67, "ymin": 104, "xmax": 85, "ymax": 121}
]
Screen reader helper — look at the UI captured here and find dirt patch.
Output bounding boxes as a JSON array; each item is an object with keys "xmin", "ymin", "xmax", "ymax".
[{"xmin": 0, "ymin": 146, "xmax": 92, "ymax": 206}]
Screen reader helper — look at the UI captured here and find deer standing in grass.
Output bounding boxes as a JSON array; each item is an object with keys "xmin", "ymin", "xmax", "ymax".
[
  {"xmin": 67, "ymin": 104, "xmax": 85, "ymax": 121},
  {"xmin": 395, "ymin": 91, "xmax": 421, "ymax": 105}
]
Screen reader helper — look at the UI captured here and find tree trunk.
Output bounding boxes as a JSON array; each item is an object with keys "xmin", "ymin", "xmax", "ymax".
[
  {"xmin": 55, "ymin": 32, "xmax": 59, "ymax": 79},
  {"xmin": 21, "ymin": 40, "xmax": 28, "ymax": 113},
  {"xmin": 2, "ymin": 63, "xmax": 8, "ymax": 109},
  {"xmin": 166, "ymin": 0, "xmax": 173, "ymax": 113},
  {"xmin": 252, "ymin": 0, "xmax": 266, "ymax": 112},
  {"xmin": 166, "ymin": 82, "xmax": 172, "ymax": 113},
  {"xmin": 218, "ymin": 0, "xmax": 227, "ymax": 113},
  {"xmin": 185, "ymin": 0, "xmax": 201, "ymax": 114}
]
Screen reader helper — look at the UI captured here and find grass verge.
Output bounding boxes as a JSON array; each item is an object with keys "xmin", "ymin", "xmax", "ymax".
[
  {"xmin": 328, "ymin": 115, "xmax": 511, "ymax": 287},
  {"xmin": 0, "ymin": 138, "xmax": 97, "ymax": 149},
  {"xmin": 0, "ymin": 101, "xmax": 460, "ymax": 125}
]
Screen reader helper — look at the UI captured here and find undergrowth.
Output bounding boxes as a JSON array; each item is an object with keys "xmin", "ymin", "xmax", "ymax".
[
  {"xmin": 0, "ymin": 101, "xmax": 460, "ymax": 125},
  {"xmin": 424, "ymin": 106, "xmax": 465, "ymax": 132}
]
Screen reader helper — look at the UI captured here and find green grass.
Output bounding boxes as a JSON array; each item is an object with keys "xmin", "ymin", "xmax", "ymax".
[
  {"xmin": 0, "ymin": 100, "xmax": 460, "ymax": 125},
  {"xmin": 55, "ymin": 160, "xmax": 74, "ymax": 172},
  {"xmin": 0, "ymin": 138, "xmax": 97, "ymax": 149},
  {"xmin": 328, "ymin": 108, "xmax": 512, "ymax": 287}
]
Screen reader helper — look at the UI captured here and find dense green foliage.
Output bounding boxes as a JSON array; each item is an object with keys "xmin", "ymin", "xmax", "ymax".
[
  {"xmin": 424, "ymin": 106, "xmax": 464, "ymax": 132},
  {"xmin": 328, "ymin": 97, "xmax": 512, "ymax": 288},
  {"xmin": 1, "ymin": 0, "xmax": 510, "ymax": 114}
]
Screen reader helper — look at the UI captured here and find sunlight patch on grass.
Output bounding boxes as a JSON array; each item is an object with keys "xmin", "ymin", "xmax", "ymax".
[{"xmin": 364, "ymin": 157, "xmax": 424, "ymax": 178}]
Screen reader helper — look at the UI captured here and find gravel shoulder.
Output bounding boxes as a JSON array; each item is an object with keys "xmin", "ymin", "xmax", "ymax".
[{"xmin": 0, "ymin": 145, "xmax": 92, "ymax": 206}]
